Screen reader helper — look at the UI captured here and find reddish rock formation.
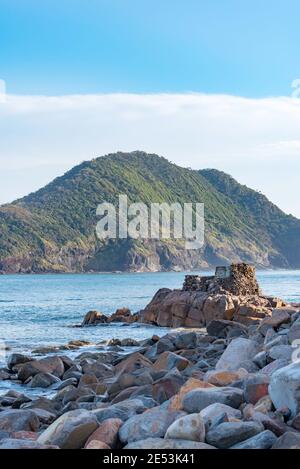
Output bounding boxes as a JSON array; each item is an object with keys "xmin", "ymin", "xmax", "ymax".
[{"xmin": 137, "ymin": 264, "xmax": 284, "ymax": 328}]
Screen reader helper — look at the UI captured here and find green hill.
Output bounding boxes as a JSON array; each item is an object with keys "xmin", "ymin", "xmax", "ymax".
[{"xmin": 0, "ymin": 151, "xmax": 299, "ymax": 273}]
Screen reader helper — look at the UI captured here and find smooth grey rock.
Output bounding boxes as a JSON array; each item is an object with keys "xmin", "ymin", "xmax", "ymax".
[
  {"xmin": 216, "ymin": 338, "xmax": 258, "ymax": 371},
  {"xmin": 269, "ymin": 362, "xmax": 300, "ymax": 417},
  {"xmin": 206, "ymin": 421, "xmax": 264, "ymax": 449},
  {"xmin": 230, "ymin": 430, "xmax": 277, "ymax": 449},
  {"xmin": 272, "ymin": 431, "xmax": 300, "ymax": 449},
  {"xmin": 182, "ymin": 387, "xmax": 244, "ymax": 413},
  {"xmin": 200, "ymin": 403, "xmax": 241, "ymax": 424},
  {"xmin": 265, "ymin": 335, "xmax": 288, "ymax": 350},
  {"xmin": 268, "ymin": 345, "xmax": 293, "ymax": 361},
  {"xmin": 119, "ymin": 408, "xmax": 185, "ymax": 444},
  {"xmin": 29, "ymin": 372, "xmax": 61, "ymax": 388},
  {"xmin": 0, "ymin": 409, "xmax": 39, "ymax": 432}
]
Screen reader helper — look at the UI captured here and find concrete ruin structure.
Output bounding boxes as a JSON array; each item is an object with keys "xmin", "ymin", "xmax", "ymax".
[{"xmin": 183, "ymin": 263, "xmax": 260, "ymax": 297}]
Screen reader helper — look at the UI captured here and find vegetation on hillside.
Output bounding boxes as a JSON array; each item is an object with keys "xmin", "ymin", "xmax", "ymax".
[{"xmin": 0, "ymin": 151, "xmax": 299, "ymax": 272}]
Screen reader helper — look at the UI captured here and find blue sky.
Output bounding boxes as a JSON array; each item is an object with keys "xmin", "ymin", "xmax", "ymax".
[
  {"xmin": 0, "ymin": 1, "xmax": 300, "ymax": 217},
  {"xmin": 1, "ymin": 0, "xmax": 300, "ymax": 96}
]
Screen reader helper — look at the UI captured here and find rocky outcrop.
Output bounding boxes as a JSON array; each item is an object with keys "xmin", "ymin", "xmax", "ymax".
[
  {"xmin": 137, "ymin": 264, "xmax": 280, "ymax": 328},
  {"xmin": 79, "ymin": 264, "xmax": 289, "ymax": 329},
  {"xmin": 81, "ymin": 308, "xmax": 137, "ymax": 326},
  {"xmin": 81, "ymin": 311, "xmax": 108, "ymax": 326}
]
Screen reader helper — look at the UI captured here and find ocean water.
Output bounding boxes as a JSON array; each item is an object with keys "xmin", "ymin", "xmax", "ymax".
[{"xmin": 0, "ymin": 270, "xmax": 299, "ymax": 355}]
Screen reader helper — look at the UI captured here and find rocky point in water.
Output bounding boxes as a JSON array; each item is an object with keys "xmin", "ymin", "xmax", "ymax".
[
  {"xmin": 1, "ymin": 263, "xmax": 300, "ymax": 449},
  {"xmin": 81, "ymin": 263, "xmax": 285, "ymax": 329}
]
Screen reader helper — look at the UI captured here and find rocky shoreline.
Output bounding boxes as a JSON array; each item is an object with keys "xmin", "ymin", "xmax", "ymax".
[{"xmin": 1, "ymin": 264, "xmax": 300, "ymax": 449}]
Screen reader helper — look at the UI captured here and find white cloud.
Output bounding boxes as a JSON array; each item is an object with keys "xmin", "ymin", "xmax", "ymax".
[
  {"xmin": 0, "ymin": 79, "xmax": 6, "ymax": 103},
  {"xmin": 0, "ymin": 92, "xmax": 300, "ymax": 217}
]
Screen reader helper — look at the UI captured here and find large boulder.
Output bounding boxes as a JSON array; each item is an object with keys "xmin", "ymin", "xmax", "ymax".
[
  {"xmin": 37, "ymin": 409, "xmax": 98, "ymax": 449},
  {"xmin": 258, "ymin": 308, "xmax": 291, "ymax": 333},
  {"xmin": 29, "ymin": 372, "xmax": 61, "ymax": 388},
  {"xmin": 0, "ymin": 409, "xmax": 40, "ymax": 432},
  {"xmin": 81, "ymin": 310, "xmax": 108, "ymax": 326},
  {"xmin": 204, "ymin": 369, "xmax": 248, "ymax": 387},
  {"xmin": 272, "ymin": 432, "xmax": 300, "ymax": 449},
  {"xmin": 206, "ymin": 320, "xmax": 248, "ymax": 339},
  {"xmin": 206, "ymin": 421, "xmax": 264, "ymax": 449},
  {"xmin": 114, "ymin": 353, "xmax": 152, "ymax": 375},
  {"xmin": 7, "ymin": 353, "xmax": 32, "ymax": 370},
  {"xmin": 182, "ymin": 386, "xmax": 244, "ymax": 413},
  {"xmin": 80, "ymin": 361, "xmax": 114, "ymax": 379},
  {"xmin": 151, "ymin": 370, "xmax": 185, "ymax": 404},
  {"xmin": 119, "ymin": 408, "xmax": 185, "ymax": 444},
  {"xmin": 84, "ymin": 418, "xmax": 122, "ymax": 449},
  {"xmin": 173, "ymin": 332, "xmax": 198, "ymax": 349},
  {"xmin": 109, "ymin": 307, "xmax": 136, "ymax": 324},
  {"xmin": 164, "ymin": 413, "xmax": 205, "ymax": 442},
  {"xmin": 61, "ymin": 385, "xmax": 96, "ymax": 405},
  {"xmin": 199, "ymin": 403, "xmax": 242, "ymax": 424},
  {"xmin": 168, "ymin": 378, "xmax": 214, "ymax": 411},
  {"xmin": 216, "ymin": 338, "xmax": 258, "ymax": 371},
  {"xmin": 107, "ymin": 370, "xmax": 153, "ymax": 397},
  {"xmin": 152, "ymin": 351, "xmax": 190, "ymax": 372},
  {"xmin": 269, "ymin": 362, "xmax": 300, "ymax": 417},
  {"xmin": 17, "ymin": 356, "xmax": 65, "ymax": 382},
  {"xmin": 268, "ymin": 345, "xmax": 293, "ymax": 362}
]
